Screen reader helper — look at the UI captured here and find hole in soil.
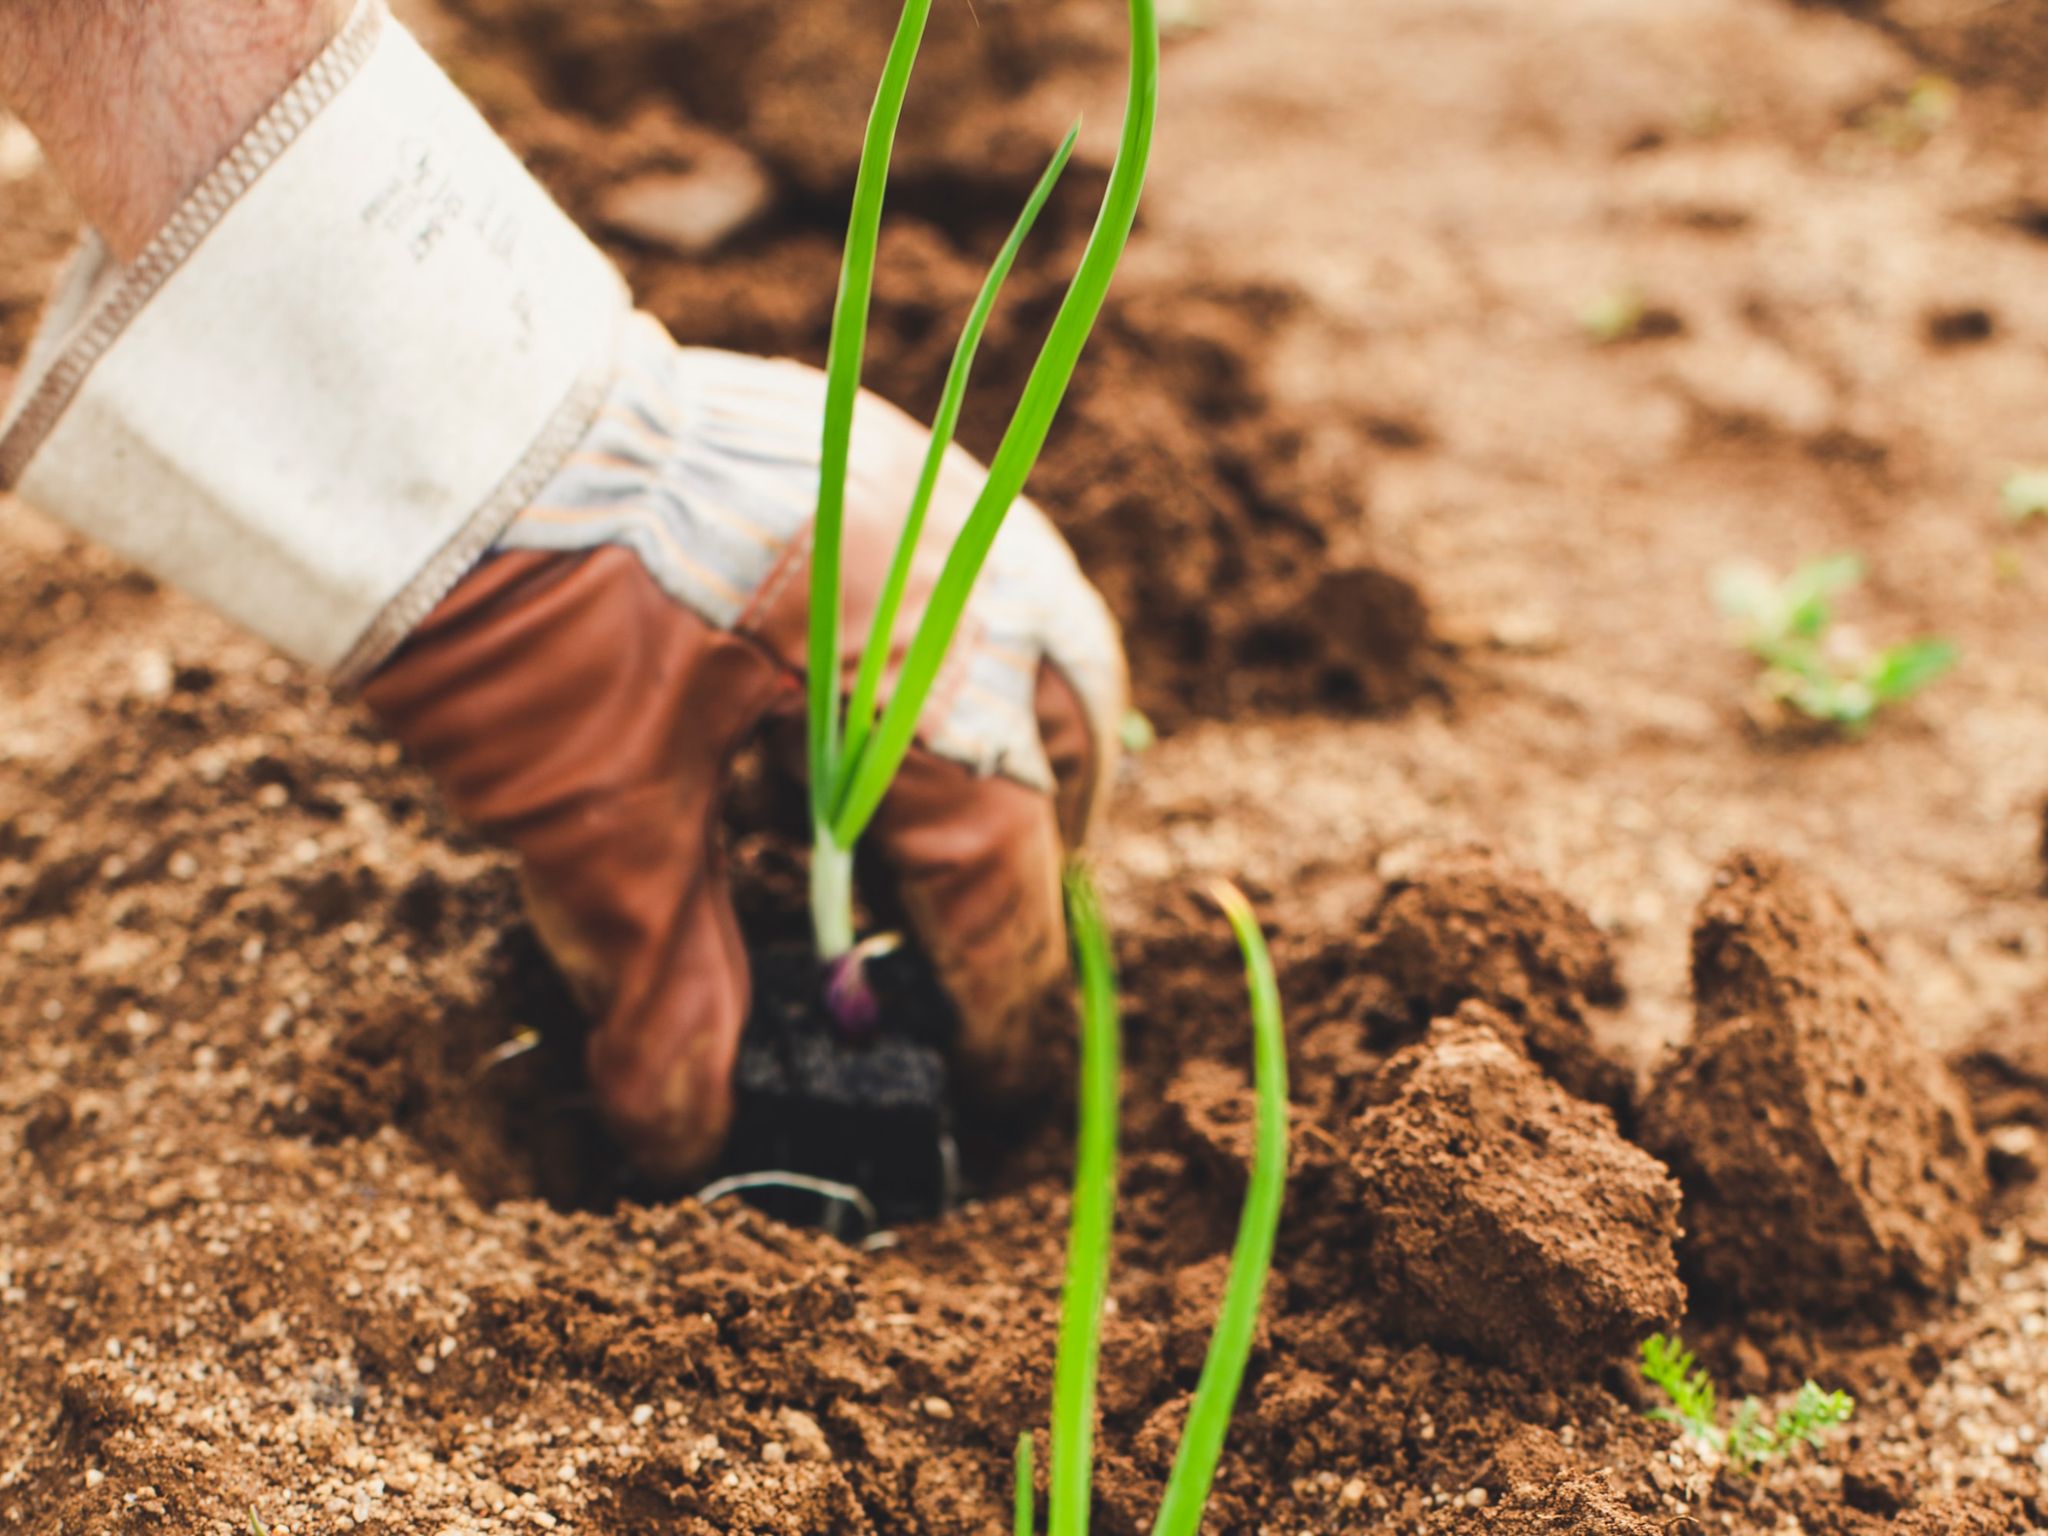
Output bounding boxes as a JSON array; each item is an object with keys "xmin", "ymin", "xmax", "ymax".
[
  {"xmin": 1924, "ymin": 304, "xmax": 1996, "ymax": 346},
  {"xmin": 2011, "ymin": 201, "xmax": 2048, "ymax": 241}
]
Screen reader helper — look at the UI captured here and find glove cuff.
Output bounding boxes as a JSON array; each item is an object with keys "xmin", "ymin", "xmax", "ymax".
[{"xmin": 0, "ymin": 0, "xmax": 629, "ymax": 683}]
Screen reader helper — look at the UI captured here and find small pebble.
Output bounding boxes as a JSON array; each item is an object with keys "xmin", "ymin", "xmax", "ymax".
[{"xmin": 922, "ymin": 1396, "xmax": 953, "ymax": 1421}]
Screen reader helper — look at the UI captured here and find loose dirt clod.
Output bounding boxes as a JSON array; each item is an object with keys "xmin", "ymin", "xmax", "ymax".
[
  {"xmin": 1482, "ymin": 1471, "xmax": 1657, "ymax": 1535},
  {"xmin": 1349, "ymin": 1003, "xmax": 1685, "ymax": 1378},
  {"xmin": 1332, "ymin": 846, "xmax": 1632, "ymax": 1111},
  {"xmin": 1640, "ymin": 850, "xmax": 1986, "ymax": 1314}
]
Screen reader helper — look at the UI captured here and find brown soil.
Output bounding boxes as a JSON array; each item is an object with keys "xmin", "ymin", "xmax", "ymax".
[
  {"xmin": 1304, "ymin": 845, "xmax": 1634, "ymax": 1112},
  {"xmin": 1350, "ymin": 1003, "xmax": 1684, "ymax": 1378},
  {"xmin": 8, "ymin": 0, "xmax": 2048, "ymax": 1532},
  {"xmin": 1642, "ymin": 850, "xmax": 1986, "ymax": 1316}
]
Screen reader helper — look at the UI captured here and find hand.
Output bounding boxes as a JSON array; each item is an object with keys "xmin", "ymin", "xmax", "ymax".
[
  {"xmin": 0, "ymin": 2, "xmax": 1123, "ymax": 1185},
  {"xmin": 361, "ymin": 322, "xmax": 1124, "ymax": 1182}
]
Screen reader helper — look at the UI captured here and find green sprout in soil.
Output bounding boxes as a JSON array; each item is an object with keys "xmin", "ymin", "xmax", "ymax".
[
  {"xmin": 1579, "ymin": 285, "xmax": 1681, "ymax": 345},
  {"xmin": 1641, "ymin": 1335, "xmax": 1855, "ymax": 1476},
  {"xmin": 1858, "ymin": 74, "xmax": 1957, "ymax": 153},
  {"xmin": 1579, "ymin": 286, "xmax": 1647, "ymax": 345},
  {"xmin": 2001, "ymin": 469, "xmax": 2048, "ymax": 524},
  {"xmin": 805, "ymin": 0, "xmax": 1159, "ymax": 964},
  {"xmin": 1712, "ymin": 554, "xmax": 1956, "ymax": 731},
  {"xmin": 1118, "ymin": 708, "xmax": 1157, "ymax": 756},
  {"xmin": 1019, "ymin": 870, "xmax": 1288, "ymax": 1535}
]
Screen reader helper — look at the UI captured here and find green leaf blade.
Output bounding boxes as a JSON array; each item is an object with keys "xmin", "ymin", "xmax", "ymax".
[
  {"xmin": 1150, "ymin": 882, "xmax": 1289, "ymax": 1536},
  {"xmin": 840, "ymin": 122, "xmax": 1083, "ymax": 780},
  {"xmin": 1049, "ymin": 866, "xmax": 1124, "ymax": 1536},
  {"xmin": 831, "ymin": 0, "xmax": 1161, "ymax": 849},
  {"xmin": 809, "ymin": 0, "xmax": 936, "ymax": 842},
  {"xmin": 1866, "ymin": 636, "xmax": 1957, "ymax": 702},
  {"xmin": 1015, "ymin": 1431, "xmax": 1037, "ymax": 1536}
]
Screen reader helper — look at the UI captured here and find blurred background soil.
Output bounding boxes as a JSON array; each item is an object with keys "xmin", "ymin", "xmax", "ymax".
[{"xmin": 5, "ymin": 0, "xmax": 2048, "ymax": 1530}]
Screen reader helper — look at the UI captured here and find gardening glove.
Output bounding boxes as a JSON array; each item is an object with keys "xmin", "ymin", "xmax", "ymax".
[{"xmin": 0, "ymin": 0, "xmax": 1125, "ymax": 1183}]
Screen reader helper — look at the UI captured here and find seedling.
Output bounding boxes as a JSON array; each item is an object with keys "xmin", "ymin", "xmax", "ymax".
[
  {"xmin": 1579, "ymin": 286, "xmax": 1681, "ymax": 345},
  {"xmin": 1859, "ymin": 74, "xmax": 1957, "ymax": 153},
  {"xmin": 805, "ymin": 0, "xmax": 1160, "ymax": 974},
  {"xmin": 1713, "ymin": 554, "xmax": 1956, "ymax": 731},
  {"xmin": 2001, "ymin": 469, "xmax": 2048, "ymax": 524},
  {"xmin": 1015, "ymin": 869, "xmax": 1288, "ymax": 1535},
  {"xmin": 1580, "ymin": 286, "xmax": 1647, "ymax": 345},
  {"xmin": 1118, "ymin": 708, "xmax": 1157, "ymax": 756},
  {"xmin": 1641, "ymin": 1334, "xmax": 1855, "ymax": 1476}
]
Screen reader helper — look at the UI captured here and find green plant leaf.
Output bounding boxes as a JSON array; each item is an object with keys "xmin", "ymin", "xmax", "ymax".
[
  {"xmin": 1639, "ymin": 1334, "xmax": 1720, "ymax": 1449},
  {"xmin": 1118, "ymin": 709, "xmax": 1157, "ymax": 756},
  {"xmin": 1866, "ymin": 637, "xmax": 1957, "ymax": 702},
  {"xmin": 807, "ymin": 0, "xmax": 936, "ymax": 951},
  {"xmin": 1049, "ymin": 866, "xmax": 1123, "ymax": 1536},
  {"xmin": 1640, "ymin": 1336, "xmax": 1852, "ymax": 1475},
  {"xmin": 841, "ymin": 121, "xmax": 1083, "ymax": 777},
  {"xmin": 1781, "ymin": 553, "xmax": 1863, "ymax": 639},
  {"xmin": 1015, "ymin": 1431, "xmax": 1036, "ymax": 1536},
  {"xmin": 1715, "ymin": 555, "xmax": 1951, "ymax": 732},
  {"xmin": 829, "ymin": 0, "xmax": 1161, "ymax": 848},
  {"xmin": 1580, "ymin": 286, "xmax": 1646, "ymax": 344},
  {"xmin": 2001, "ymin": 469, "xmax": 2048, "ymax": 523},
  {"xmin": 1727, "ymin": 1396, "xmax": 1767, "ymax": 1472},
  {"xmin": 1150, "ymin": 882, "xmax": 1289, "ymax": 1536}
]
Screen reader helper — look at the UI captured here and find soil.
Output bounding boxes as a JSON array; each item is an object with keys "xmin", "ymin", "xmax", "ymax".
[
  {"xmin": 719, "ymin": 942, "xmax": 960, "ymax": 1233},
  {"xmin": 1641, "ymin": 850, "xmax": 1986, "ymax": 1317},
  {"xmin": 8, "ymin": 0, "xmax": 2048, "ymax": 1531}
]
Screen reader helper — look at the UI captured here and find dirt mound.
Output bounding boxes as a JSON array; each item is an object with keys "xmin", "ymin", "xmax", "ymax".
[
  {"xmin": 1349, "ymin": 1004, "xmax": 1684, "ymax": 1379},
  {"xmin": 1481, "ymin": 1472, "xmax": 1658, "ymax": 1535},
  {"xmin": 1640, "ymin": 851, "xmax": 1985, "ymax": 1315},
  {"xmin": 1311, "ymin": 847, "xmax": 1631, "ymax": 1111}
]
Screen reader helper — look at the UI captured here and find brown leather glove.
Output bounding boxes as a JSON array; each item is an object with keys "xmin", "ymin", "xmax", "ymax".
[{"xmin": 361, "ymin": 328, "xmax": 1123, "ymax": 1183}]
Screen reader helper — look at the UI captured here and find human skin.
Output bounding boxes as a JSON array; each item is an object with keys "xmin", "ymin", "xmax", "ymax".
[{"xmin": 0, "ymin": 0, "xmax": 353, "ymax": 261}]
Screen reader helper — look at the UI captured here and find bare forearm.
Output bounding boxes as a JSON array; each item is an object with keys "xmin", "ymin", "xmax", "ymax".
[{"xmin": 0, "ymin": 0, "xmax": 351, "ymax": 260}]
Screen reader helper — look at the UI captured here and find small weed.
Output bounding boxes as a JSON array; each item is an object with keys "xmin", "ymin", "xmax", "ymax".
[
  {"xmin": 1713, "ymin": 554, "xmax": 1955, "ymax": 731},
  {"xmin": 2000, "ymin": 469, "xmax": 2048, "ymax": 524},
  {"xmin": 1641, "ymin": 1335, "xmax": 1855, "ymax": 1476},
  {"xmin": 1861, "ymin": 75, "xmax": 1957, "ymax": 152},
  {"xmin": 1640, "ymin": 1333, "xmax": 1717, "ymax": 1444},
  {"xmin": 1580, "ymin": 286, "xmax": 1647, "ymax": 345},
  {"xmin": 248, "ymin": 1510, "xmax": 269, "ymax": 1536},
  {"xmin": 1118, "ymin": 709, "xmax": 1157, "ymax": 756}
]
